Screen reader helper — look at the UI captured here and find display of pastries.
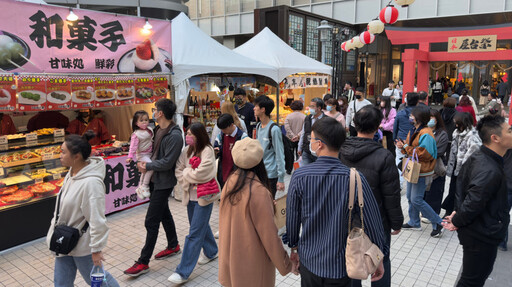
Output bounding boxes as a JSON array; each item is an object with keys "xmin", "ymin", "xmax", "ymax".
[
  {"xmin": 35, "ymin": 128, "xmax": 55, "ymax": 136},
  {"xmin": 0, "ymin": 151, "xmax": 38, "ymax": 163},
  {"xmin": 1, "ymin": 189, "xmax": 33, "ymax": 204},
  {"xmin": 34, "ymin": 146, "xmax": 61, "ymax": 155},
  {"xmin": 29, "ymin": 182, "xmax": 56, "ymax": 195},
  {"xmin": 0, "ymin": 185, "xmax": 18, "ymax": 196}
]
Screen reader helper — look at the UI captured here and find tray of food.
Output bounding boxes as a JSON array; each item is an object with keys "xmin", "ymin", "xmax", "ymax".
[
  {"xmin": 34, "ymin": 145, "xmax": 61, "ymax": 156},
  {"xmin": 48, "ymin": 167, "xmax": 68, "ymax": 174},
  {"xmin": 0, "ymin": 185, "xmax": 18, "ymax": 196},
  {"xmin": 0, "ymin": 151, "xmax": 41, "ymax": 167},
  {"xmin": 1, "ymin": 189, "xmax": 33, "ymax": 204},
  {"xmin": 29, "ymin": 182, "xmax": 57, "ymax": 196}
]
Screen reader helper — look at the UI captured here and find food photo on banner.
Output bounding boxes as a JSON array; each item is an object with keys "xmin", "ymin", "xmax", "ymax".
[
  {"xmin": 17, "ymin": 74, "xmax": 47, "ymax": 112},
  {"xmin": 0, "ymin": 75, "xmax": 17, "ymax": 111},
  {"xmin": 0, "ymin": 0, "xmax": 171, "ymax": 73},
  {"xmin": 46, "ymin": 76, "xmax": 72, "ymax": 110}
]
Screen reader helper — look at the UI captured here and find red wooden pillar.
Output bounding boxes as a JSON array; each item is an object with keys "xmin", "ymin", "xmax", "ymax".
[
  {"xmin": 402, "ymin": 59, "xmax": 416, "ymax": 102},
  {"xmin": 417, "ymin": 61, "xmax": 430, "ymax": 102}
]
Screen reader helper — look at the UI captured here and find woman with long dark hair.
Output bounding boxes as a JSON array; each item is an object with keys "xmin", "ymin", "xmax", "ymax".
[
  {"xmin": 170, "ymin": 123, "xmax": 219, "ymax": 284},
  {"xmin": 378, "ymin": 95, "xmax": 397, "ymax": 156},
  {"xmin": 218, "ymin": 138, "xmax": 294, "ymax": 286}
]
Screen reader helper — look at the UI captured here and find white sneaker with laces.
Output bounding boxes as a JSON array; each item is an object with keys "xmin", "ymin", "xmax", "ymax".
[
  {"xmin": 421, "ymin": 217, "xmax": 431, "ymax": 224},
  {"xmin": 214, "ymin": 231, "xmax": 219, "ymax": 239},
  {"xmin": 198, "ymin": 252, "xmax": 218, "ymax": 265},
  {"xmin": 168, "ymin": 273, "xmax": 188, "ymax": 284}
]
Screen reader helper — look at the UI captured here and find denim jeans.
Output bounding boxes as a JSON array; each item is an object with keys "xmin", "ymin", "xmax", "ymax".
[
  {"xmin": 301, "ymin": 151, "xmax": 317, "ymax": 165},
  {"xmin": 351, "ymin": 232, "xmax": 391, "ymax": 287},
  {"xmin": 406, "ymin": 177, "xmax": 443, "ymax": 229},
  {"xmin": 54, "ymin": 254, "xmax": 120, "ymax": 287},
  {"xmin": 175, "ymin": 201, "xmax": 218, "ymax": 279},
  {"xmin": 395, "ymin": 147, "xmax": 405, "ymax": 188}
]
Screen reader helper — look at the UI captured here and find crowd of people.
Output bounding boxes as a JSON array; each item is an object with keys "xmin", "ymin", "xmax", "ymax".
[{"xmin": 46, "ymin": 81, "xmax": 512, "ymax": 286}]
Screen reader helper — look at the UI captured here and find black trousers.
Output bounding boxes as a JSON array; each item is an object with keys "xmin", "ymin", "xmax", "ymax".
[
  {"xmin": 269, "ymin": 178, "xmax": 278, "ymax": 200},
  {"xmin": 457, "ymin": 238, "xmax": 498, "ymax": 287},
  {"xmin": 425, "ymin": 176, "xmax": 445, "ymax": 215},
  {"xmin": 300, "ymin": 265, "xmax": 351, "ymax": 287},
  {"xmin": 441, "ymin": 175, "xmax": 457, "ymax": 216},
  {"xmin": 381, "ymin": 130, "xmax": 396, "ymax": 157},
  {"xmin": 138, "ymin": 187, "xmax": 179, "ymax": 265},
  {"xmin": 349, "ymin": 126, "xmax": 357, "ymax": 137}
]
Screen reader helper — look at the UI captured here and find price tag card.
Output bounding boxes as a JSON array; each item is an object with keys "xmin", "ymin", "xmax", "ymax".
[
  {"xmin": 17, "ymin": 75, "xmax": 47, "ymax": 112},
  {"xmin": 135, "ymin": 76, "xmax": 155, "ymax": 104},
  {"xmin": 0, "ymin": 144, "xmax": 8, "ymax": 151},
  {"xmin": 0, "ymin": 136, "xmax": 7, "ymax": 145},
  {"xmin": 46, "ymin": 76, "xmax": 71, "ymax": 110},
  {"xmin": 41, "ymin": 152, "xmax": 54, "ymax": 161},
  {"xmin": 52, "ymin": 173, "xmax": 61, "ymax": 180},
  {"xmin": 26, "ymin": 133, "xmax": 38, "ymax": 142},
  {"xmin": 94, "ymin": 76, "xmax": 117, "ymax": 108},
  {"xmin": 116, "ymin": 76, "xmax": 135, "ymax": 106},
  {"xmin": 37, "ymin": 168, "xmax": 47, "ymax": 174},
  {"xmin": 0, "ymin": 75, "xmax": 16, "ymax": 111},
  {"xmin": 0, "ymin": 167, "xmax": 4, "ymax": 177},
  {"xmin": 70, "ymin": 76, "xmax": 95, "ymax": 109},
  {"xmin": 54, "ymin": 129, "xmax": 65, "ymax": 137},
  {"xmin": 35, "ymin": 178, "xmax": 43, "ymax": 184},
  {"xmin": 153, "ymin": 76, "xmax": 169, "ymax": 101}
]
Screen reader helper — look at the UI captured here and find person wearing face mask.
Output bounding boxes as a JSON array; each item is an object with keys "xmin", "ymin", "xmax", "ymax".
[
  {"xmin": 441, "ymin": 112, "xmax": 482, "ymax": 219},
  {"xmin": 345, "ymin": 87, "xmax": 372, "ymax": 137},
  {"xmin": 124, "ymin": 99, "xmax": 183, "ymax": 277},
  {"xmin": 234, "ymin": 88, "xmax": 256, "ymax": 138},
  {"xmin": 325, "ymin": 98, "xmax": 346, "ymax": 127},
  {"xmin": 378, "ymin": 96, "xmax": 397, "ymax": 157},
  {"xmin": 66, "ymin": 109, "xmax": 110, "ymax": 146},
  {"xmin": 395, "ymin": 105, "xmax": 444, "ymax": 238},
  {"xmin": 298, "ymin": 97, "xmax": 325, "ymax": 165},
  {"xmin": 338, "ymin": 95, "xmax": 349, "ymax": 116},
  {"xmin": 382, "ymin": 80, "xmax": 401, "ymax": 109}
]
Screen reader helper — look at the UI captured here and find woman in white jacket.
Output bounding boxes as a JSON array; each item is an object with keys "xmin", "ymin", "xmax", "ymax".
[
  {"xmin": 47, "ymin": 131, "xmax": 119, "ymax": 287},
  {"xmin": 169, "ymin": 123, "xmax": 219, "ymax": 284}
]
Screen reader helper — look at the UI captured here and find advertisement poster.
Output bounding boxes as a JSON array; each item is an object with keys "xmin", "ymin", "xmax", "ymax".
[
  {"xmin": 46, "ymin": 76, "xmax": 71, "ymax": 110},
  {"xmin": 116, "ymin": 76, "xmax": 135, "ymax": 106},
  {"xmin": 0, "ymin": 0, "xmax": 172, "ymax": 73},
  {"xmin": 94, "ymin": 76, "xmax": 116, "ymax": 108},
  {"xmin": 70, "ymin": 76, "xmax": 95, "ymax": 109},
  {"xmin": 134, "ymin": 76, "xmax": 154, "ymax": 105},
  {"xmin": 104, "ymin": 156, "xmax": 149, "ymax": 214},
  {"xmin": 153, "ymin": 76, "xmax": 169, "ymax": 101},
  {"xmin": 17, "ymin": 74, "xmax": 47, "ymax": 112},
  {"xmin": 0, "ymin": 75, "xmax": 17, "ymax": 111}
]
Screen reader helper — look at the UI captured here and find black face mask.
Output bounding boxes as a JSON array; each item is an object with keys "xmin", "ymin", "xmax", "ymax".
[{"xmin": 355, "ymin": 94, "xmax": 362, "ymax": 100}]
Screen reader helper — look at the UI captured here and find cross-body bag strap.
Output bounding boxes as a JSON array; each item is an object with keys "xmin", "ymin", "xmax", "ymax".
[{"xmin": 54, "ymin": 189, "xmax": 89, "ymax": 234}]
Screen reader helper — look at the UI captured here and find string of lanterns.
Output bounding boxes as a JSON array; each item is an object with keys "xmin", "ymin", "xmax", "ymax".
[{"xmin": 341, "ymin": 0, "xmax": 415, "ymax": 52}]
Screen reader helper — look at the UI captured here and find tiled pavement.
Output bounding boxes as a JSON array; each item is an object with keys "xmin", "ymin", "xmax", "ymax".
[{"xmin": 0, "ymin": 174, "xmax": 497, "ymax": 287}]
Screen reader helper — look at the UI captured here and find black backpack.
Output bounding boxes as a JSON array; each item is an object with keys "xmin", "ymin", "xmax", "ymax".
[{"xmin": 257, "ymin": 122, "xmax": 294, "ymax": 173}]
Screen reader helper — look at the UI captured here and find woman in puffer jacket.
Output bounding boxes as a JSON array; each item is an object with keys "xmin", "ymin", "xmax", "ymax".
[
  {"xmin": 170, "ymin": 123, "xmax": 220, "ymax": 284},
  {"xmin": 441, "ymin": 112, "xmax": 482, "ymax": 218}
]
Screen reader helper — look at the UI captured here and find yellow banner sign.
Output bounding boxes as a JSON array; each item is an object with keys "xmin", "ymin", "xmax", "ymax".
[{"xmin": 448, "ymin": 35, "xmax": 497, "ymax": 53}]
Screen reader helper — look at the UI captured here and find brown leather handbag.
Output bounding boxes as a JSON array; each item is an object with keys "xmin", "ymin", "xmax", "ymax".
[{"xmin": 345, "ymin": 168, "xmax": 384, "ymax": 280}]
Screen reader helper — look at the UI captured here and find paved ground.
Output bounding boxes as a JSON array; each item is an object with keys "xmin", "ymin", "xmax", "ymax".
[{"xmin": 0, "ymin": 174, "xmax": 510, "ymax": 287}]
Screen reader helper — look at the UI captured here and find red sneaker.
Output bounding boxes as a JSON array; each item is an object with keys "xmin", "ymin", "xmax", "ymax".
[
  {"xmin": 154, "ymin": 244, "xmax": 181, "ymax": 260},
  {"xmin": 124, "ymin": 262, "xmax": 149, "ymax": 277}
]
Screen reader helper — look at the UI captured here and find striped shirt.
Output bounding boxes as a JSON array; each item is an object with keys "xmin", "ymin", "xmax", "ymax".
[{"xmin": 286, "ymin": 156, "xmax": 388, "ymax": 279}]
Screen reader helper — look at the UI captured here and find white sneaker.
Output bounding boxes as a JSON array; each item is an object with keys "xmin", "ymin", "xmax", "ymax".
[
  {"xmin": 214, "ymin": 231, "xmax": 219, "ymax": 239},
  {"xmin": 421, "ymin": 217, "xmax": 431, "ymax": 224},
  {"xmin": 197, "ymin": 252, "xmax": 218, "ymax": 265},
  {"xmin": 168, "ymin": 273, "xmax": 188, "ymax": 284},
  {"xmin": 135, "ymin": 187, "xmax": 145, "ymax": 200},
  {"xmin": 140, "ymin": 185, "xmax": 151, "ymax": 198}
]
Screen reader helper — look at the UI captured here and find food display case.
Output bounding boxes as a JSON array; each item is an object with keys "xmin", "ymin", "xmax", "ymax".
[{"xmin": 0, "ymin": 128, "xmax": 68, "ymax": 251}]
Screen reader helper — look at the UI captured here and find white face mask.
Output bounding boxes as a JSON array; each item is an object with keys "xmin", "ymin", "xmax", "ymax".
[{"xmin": 309, "ymin": 140, "xmax": 319, "ymax": 157}]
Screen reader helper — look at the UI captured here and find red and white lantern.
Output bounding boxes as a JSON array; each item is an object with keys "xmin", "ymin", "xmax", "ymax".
[
  {"xmin": 359, "ymin": 31, "xmax": 375, "ymax": 45},
  {"xmin": 379, "ymin": 5, "xmax": 399, "ymax": 24},
  {"xmin": 394, "ymin": 0, "xmax": 415, "ymax": 7},
  {"xmin": 341, "ymin": 41, "xmax": 350, "ymax": 52},
  {"xmin": 367, "ymin": 19, "xmax": 385, "ymax": 34},
  {"xmin": 350, "ymin": 36, "xmax": 364, "ymax": 49}
]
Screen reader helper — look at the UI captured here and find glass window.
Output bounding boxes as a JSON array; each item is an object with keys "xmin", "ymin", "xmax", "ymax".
[
  {"xmin": 200, "ymin": 0, "xmax": 210, "ymax": 17},
  {"xmin": 226, "ymin": 0, "xmax": 240, "ymax": 14},
  {"xmin": 392, "ymin": 46, "xmax": 401, "ymax": 60},
  {"xmin": 306, "ymin": 19, "xmax": 320, "ymax": 61},
  {"xmin": 256, "ymin": 0, "xmax": 272, "ymax": 8},
  {"xmin": 241, "ymin": 0, "xmax": 254, "ymax": 12},
  {"xmin": 211, "ymin": 0, "xmax": 224, "ymax": 16},
  {"xmin": 293, "ymin": 0, "xmax": 310, "ymax": 5},
  {"xmin": 288, "ymin": 14, "xmax": 304, "ymax": 53},
  {"xmin": 324, "ymin": 39, "xmax": 333, "ymax": 65},
  {"xmin": 276, "ymin": 0, "xmax": 290, "ymax": 5}
]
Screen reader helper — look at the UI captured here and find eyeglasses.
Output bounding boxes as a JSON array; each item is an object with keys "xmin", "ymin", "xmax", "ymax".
[{"xmin": 311, "ymin": 137, "xmax": 326, "ymax": 144}]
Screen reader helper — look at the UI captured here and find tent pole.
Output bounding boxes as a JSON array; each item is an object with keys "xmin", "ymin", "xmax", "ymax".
[{"xmin": 276, "ymin": 84, "xmax": 280, "ymax": 125}]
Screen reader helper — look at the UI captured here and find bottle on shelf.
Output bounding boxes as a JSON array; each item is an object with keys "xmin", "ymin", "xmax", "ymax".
[{"xmin": 188, "ymin": 96, "xmax": 194, "ymax": 115}]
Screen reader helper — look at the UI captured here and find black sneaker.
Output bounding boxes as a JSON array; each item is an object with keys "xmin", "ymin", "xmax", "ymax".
[
  {"xmin": 402, "ymin": 223, "xmax": 422, "ymax": 231},
  {"xmin": 431, "ymin": 224, "xmax": 443, "ymax": 238}
]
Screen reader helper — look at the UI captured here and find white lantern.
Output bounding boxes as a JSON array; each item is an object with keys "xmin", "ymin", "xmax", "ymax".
[
  {"xmin": 394, "ymin": 0, "xmax": 415, "ymax": 7},
  {"xmin": 351, "ymin": 36, "xmax": 364, "ymax": 49},
  {"xmin": 345, "ymin": 40, "xmax": 355, "ymax": 51},
  {"xmin": 367, "ymin": 20, "xmax": 385, "ymax": 34}
]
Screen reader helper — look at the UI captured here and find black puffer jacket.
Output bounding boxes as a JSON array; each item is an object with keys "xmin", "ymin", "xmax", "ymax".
[
  {"xmin": 453, "ymin": 146, "xmax": 510, "ymax": 246},
  {"xmin": 339, "ymin": 137, "xmax": 404, "ymax": 231}
]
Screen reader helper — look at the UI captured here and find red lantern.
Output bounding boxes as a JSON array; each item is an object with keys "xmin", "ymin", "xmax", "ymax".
[
  {"xmin": 379, "ymin": 5, "xmax": 399, "ymax": 24},
  {"xmin": 359, "ymin": 31, "xmax": 375, "ymax": 45},
  {"xmin": 341, "ymin": 41, "xmax": 350, "ymax": 52}
]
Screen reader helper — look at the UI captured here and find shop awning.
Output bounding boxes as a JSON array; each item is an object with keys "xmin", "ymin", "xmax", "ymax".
[
  {"xmin": 233, "ymin": 27, "xmax": 332, "ymax": 83},
  {"xmin": 171, "ymin": 13, "xmax": 278, "ymax": 85}
]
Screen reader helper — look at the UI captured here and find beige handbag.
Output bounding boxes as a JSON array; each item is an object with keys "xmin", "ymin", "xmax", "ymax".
[
  {"xmin": 402, "ymin": 149, "xmax": 421, "ymax": 184},
  {"xmin": 345, "ymin": 168, "xmax": 384, "ymax": 280},
  {"xmin": 273, "ymin": 195, "xmax": 287, "ymax": 229}
]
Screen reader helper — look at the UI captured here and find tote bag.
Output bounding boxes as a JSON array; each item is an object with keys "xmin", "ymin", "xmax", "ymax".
[{"xmin": 402, "ymin": 149, "xmax": 421, "ymax": 184}]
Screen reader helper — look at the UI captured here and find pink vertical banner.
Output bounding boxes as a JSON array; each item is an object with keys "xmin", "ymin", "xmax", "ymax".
[{"xmin": 104, "ymin": 155, "xmax": 149, "ymax": 214}]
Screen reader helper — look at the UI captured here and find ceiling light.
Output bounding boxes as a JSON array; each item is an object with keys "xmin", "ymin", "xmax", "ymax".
[
  {"xmin": 67, "ymin": 9, "xmax": 78, "ymax": 21},
  {"xmin": 143, "ymin": 19, "xmax": 152, "ymax": 30}
]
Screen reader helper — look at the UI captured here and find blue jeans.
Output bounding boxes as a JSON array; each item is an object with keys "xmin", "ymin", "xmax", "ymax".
[
  {"xmin": 54, "ymin": 254, "xmax": 120, "ymax": 287},
  {"xmin": 395, "ymin": 147, "xmax": 405, "ymax": 188},
  {"xmin": 175, "ymin": 201, "xmax": 218, "ymax": 279},
  {"xmin": 301, "ymin": 151, "xmax": 317, "ymax": 165},
  {"xmin": 406, "ymin": 177, "xmax": 442, "ymax": 229},
  {"xmin": 351, "ymin": 232, "xmax": 391, "ymax": 287}
]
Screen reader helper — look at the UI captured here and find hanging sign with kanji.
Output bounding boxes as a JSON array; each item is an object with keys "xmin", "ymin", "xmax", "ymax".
[
  {"xmin": 448, "ymin": 35, "xmax": 497, "ymax": 53},
  {"xmin": 46, "ymin": 76, "xmax": 71, "ymax": 110},
  {"xmin": 17, "ymin": 75, "xmax": 47, "ymax": 112},
  {"xmin": 0, "ymin": 75, "xmax": 17, "ymax": 111},
  {"xmin": 0, "ymin": 0, "xmax": 171, "ymax": 73}
]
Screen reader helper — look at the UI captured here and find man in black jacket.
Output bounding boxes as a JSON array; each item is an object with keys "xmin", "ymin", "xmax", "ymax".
[
  {"xmin": 443, "ymin": 115, "xmax": 512, "ymax": 286},
  {"xmin": 339, "ymin": 105, "xmax": 403, "ymax": 287}
]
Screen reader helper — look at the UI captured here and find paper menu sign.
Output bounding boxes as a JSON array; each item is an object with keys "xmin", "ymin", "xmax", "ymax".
[
  {"xmin": 94, "ymin": 77, "xmax": 116, "ymax": 108},
  {"xmin": 46, "ymin": 76, "xmax": 71, "ymax": 110},
  {"xmin": 116, "ymin": 76, "xmax": 135, "ymax": 106},
  {"xmin": 0, "ymin": 75, "xmax": 17, "ymax": 111},
  {"xmin": 135, "ymin": 76, "xmax": 155, "ymax": 105},
  {"xmin": 70, "ymin": 76, "xmax": 95, "ymax": 109},
  {"xmin": 153, "ymin": 76, "xmax": 169, "ymax": 101},
  {"xmin": 17, "ymin": 75, "xmax": 47, "ymax": 112}
]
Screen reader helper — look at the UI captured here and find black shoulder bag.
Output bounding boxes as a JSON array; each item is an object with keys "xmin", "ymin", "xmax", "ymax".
[{"xmin": 49, "ymin": 190, "xmax": 89, "ymax": 255}]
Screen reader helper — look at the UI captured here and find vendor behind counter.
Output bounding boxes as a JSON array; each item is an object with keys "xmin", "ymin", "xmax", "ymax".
[
  {"xmin": 27, "ymin": 111, "xmax": 69, "ymax": 132},
  {"xmin": 67, "ymin": 109, "xmax": 110, "ymax": 145},
  {"xmin": 0, "ymin": 113, "xmax": 17, "ymax": 135}
]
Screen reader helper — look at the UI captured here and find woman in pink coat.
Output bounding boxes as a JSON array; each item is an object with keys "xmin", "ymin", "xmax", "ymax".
[{"xmin": 378, "ymin": 95, "xmax": 397, "ymax": 156}]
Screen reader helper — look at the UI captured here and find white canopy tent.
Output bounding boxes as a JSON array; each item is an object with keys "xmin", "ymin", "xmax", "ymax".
[
  {"xmin": 171, "ymin": 13, "xmax": 278, "ymax": 128},
  {"xmin": 233, "ymin": 27, "xmax": 332, "ymax": 83}
]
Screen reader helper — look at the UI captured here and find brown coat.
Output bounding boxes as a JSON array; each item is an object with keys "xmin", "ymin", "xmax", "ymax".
[{"xmin": 218, "ymin": 171, "xmax": 292, "ymax": 287}]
